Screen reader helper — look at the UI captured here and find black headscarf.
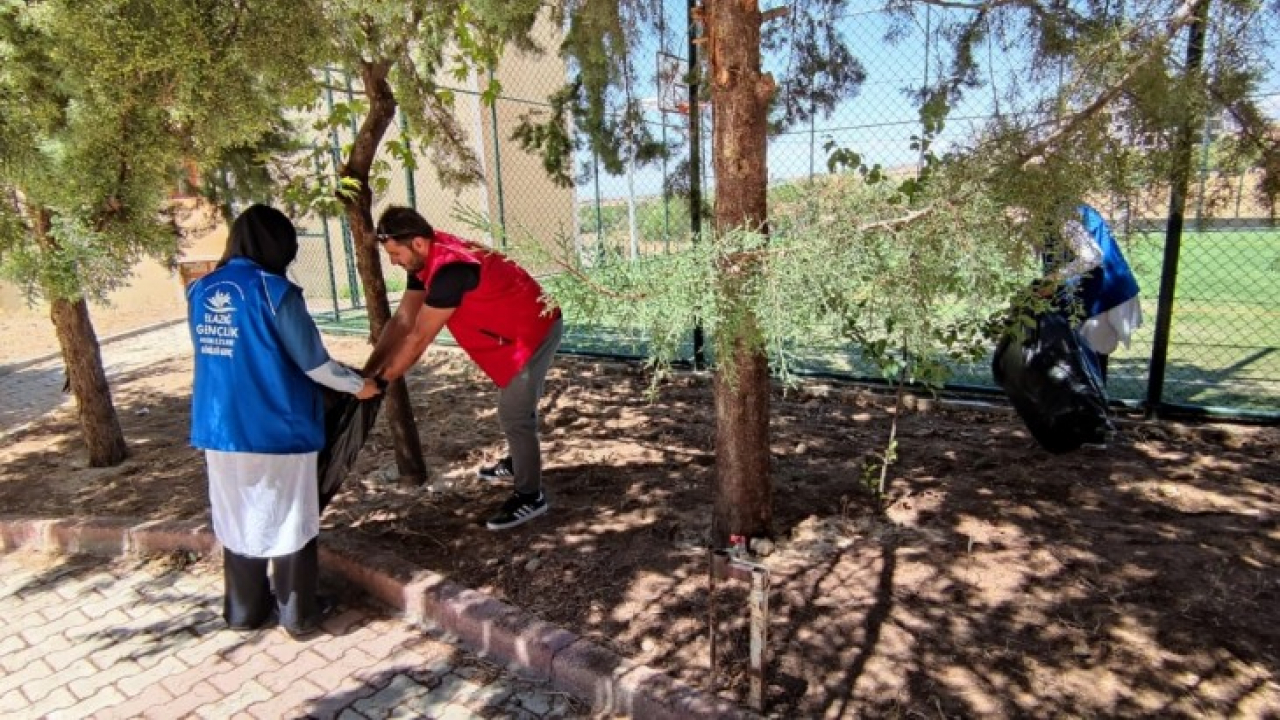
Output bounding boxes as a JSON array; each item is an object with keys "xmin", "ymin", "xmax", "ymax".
[{"xmin": 220, "ymin": 204, "xmax": 298, "ymax": 275}]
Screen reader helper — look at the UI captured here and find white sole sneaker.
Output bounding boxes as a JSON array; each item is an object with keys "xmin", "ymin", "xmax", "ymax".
[{"xmin": 485, "ymin": 499, "xmax": 549, "ymax": 531}]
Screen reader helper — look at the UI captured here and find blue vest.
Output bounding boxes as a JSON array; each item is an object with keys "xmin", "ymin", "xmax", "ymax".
[
  {"xmin": 1076, "ymin": 204, "xmax": 1140, "ymax": 317},
  {"xmin": 188, "ymin": 258, "xmax": 324, "ymax": 453}
]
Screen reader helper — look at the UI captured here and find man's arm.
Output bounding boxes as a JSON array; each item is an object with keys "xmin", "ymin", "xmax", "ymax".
[
  {"xmin": 364, "ymin": 289, "xmax": 426, "ymax": 376},
  {"xmin": 376, "ymin": 304, "xmax": 455, "ymax": 382}
]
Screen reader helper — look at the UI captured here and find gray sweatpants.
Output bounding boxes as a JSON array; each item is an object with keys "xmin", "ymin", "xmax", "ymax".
[{"xmin": 498, "ymin": 317, "xmax": 563, "ymax": 496}]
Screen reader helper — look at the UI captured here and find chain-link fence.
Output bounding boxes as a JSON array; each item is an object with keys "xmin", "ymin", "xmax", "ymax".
[{"xmin": 297, "ymin": 2, "xmax": 1280, "ymax": 419}]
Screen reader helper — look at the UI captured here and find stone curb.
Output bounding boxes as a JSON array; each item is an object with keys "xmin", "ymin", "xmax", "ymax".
[{"xmin": 0, "ymin": 515, "xmax": 753, "ymax": 720}]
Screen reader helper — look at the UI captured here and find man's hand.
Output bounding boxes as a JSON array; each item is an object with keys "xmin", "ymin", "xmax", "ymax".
[
  {"xmin": 363, "ymin": 288, "xmax": 426, "ymax": 376},
  {"xmin": 355, "ymin": 377, "xmax": 382, "ymax": 400}
]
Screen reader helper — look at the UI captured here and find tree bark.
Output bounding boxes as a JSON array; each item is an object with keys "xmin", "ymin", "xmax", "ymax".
[
  {"xmin": 49, "ymin": 297, "xmax": 127, "ymax": 467},
  {"xmin": 28, "ymin": 205, "xmax": 128, "ymax": 467},
  {"xmin": 707, "ymin": 0, "xmax": 774, "ymax": 545},
  {"xmin": 341, "ymin": 61, "xmax": 427, "ymax": 485}
]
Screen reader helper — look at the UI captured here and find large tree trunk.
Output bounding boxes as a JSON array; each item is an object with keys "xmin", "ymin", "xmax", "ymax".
[
  {"xmin": 707, "ymin": 0, "xmax": 775, "ymax": 545},
  {"xmin": 341, "ymin": 61, "xmax": 427, "ymax": 485},
  {"xmin": 50, "ymin": 298, "xmax": 128, "ymax": 466},
  {"xmin": 31, "ymin": 206, "xmax": 128, "ymax": 467}
]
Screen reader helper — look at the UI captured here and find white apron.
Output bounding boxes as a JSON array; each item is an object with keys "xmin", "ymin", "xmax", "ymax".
[
  {"xmin": 1079, "ymin": 295, "xmax": 1144, "ymax": 355},
  {"xmin": 205, "ymin": 450, "xmax": 319, "ymax": 558}
]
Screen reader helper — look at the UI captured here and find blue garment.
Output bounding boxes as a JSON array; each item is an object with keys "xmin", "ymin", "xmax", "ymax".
[
  {"xmin": 188, "ymin": 258, "xmax": 325, "ymax": 453},
  {"xmin": 1075, "ymin": 204, "xmax": 1140, "ymax": 317}
]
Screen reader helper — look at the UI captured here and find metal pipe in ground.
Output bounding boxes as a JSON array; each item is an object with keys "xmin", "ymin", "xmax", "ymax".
[
  {"xmin": 748, "ymin": 565, "xmax": 770, "ymax": 711},
  {"xmin": 708, "ymin": 547, "xmax": 718, "ymax": 691},
  {"xmin": 710, "ymin": 548, "xmax": 771, "ymax": 712}
]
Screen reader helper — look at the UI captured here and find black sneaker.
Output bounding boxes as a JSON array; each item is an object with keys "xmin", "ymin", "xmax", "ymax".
[
  {"xmin": 485, "ymin": 491, "xmax": 548, "ymax": 531},
  {"xmin": 478, "ymin": 456, "xmax": 515, "ymax": 482}
]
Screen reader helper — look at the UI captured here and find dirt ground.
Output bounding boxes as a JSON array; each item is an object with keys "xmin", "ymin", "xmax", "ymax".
[{"xmin": 1, "ymin": 307, "xmax": 1278, "ymax": 718}]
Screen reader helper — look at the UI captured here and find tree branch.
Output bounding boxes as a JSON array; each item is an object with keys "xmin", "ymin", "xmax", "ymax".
[
  {"xmin": 341, "ymin": 60, "xmax": 397, "ymax": 182},
  {"xmin": 548, "ymin": 254, "xmax": 647, "ymax": 302},
  {"xmin": 735, "ymin": 203, "xmax": 940, "ymax": 263},
  {"xmin": 854, "ymin": 204, "xmax": 938, "ymax": 233},
  {"xmin": 907, "ymin": 0, "xmax": 1052, "ymax": 23},
  {"xmin": 1013, "ymin": 0, "xmax": 1208, "ymax": 168},
  {"xmin": 1209, "ymin": 85, "xmax": 1280, "ymax": 158}
]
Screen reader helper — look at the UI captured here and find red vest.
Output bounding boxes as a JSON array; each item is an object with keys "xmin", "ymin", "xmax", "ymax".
[{"xmin": 416, "ymin": 232, "xmax": 560, "ymax": 387}]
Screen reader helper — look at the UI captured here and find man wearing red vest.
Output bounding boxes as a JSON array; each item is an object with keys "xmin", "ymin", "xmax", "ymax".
[{"xmin": 365, "ymin": 206, "xmax": 563, "ymax": 530}]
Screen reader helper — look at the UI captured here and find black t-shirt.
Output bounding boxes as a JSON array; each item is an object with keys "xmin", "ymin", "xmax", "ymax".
[{"xmin": 406, "ymin": 262, "xmax": 480, "ymax": 309}]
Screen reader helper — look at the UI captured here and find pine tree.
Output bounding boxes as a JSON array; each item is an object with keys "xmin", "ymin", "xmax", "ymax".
[{"xmin": 0, "ymin": 1, "xmax": 327, "ymax": 466}]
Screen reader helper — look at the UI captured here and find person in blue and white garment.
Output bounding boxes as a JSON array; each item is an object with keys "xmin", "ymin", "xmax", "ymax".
[
  {"xmin": 188, "ymin": 204, "xmax": 380, "ymax": 639},
  {"xmin": 1044, "ymin": 203, "xmax": 1143, "ymax": 384}
]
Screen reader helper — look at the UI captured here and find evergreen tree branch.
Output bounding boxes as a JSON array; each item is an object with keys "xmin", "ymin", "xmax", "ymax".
[
  {"xmin": 546, "ymin": 254, "xmax": 647, "ymax": 302},
  {"xmin": 736, "ymin": 203, "xmax": 940, "ymax": 262},
  {"xmin": 1210, "ymin": 86, "xmax": 1280, "ymax": 157},
  {"xmin": 1012, "ymin": 0, "xmax": 1209, "ymax": 168}
]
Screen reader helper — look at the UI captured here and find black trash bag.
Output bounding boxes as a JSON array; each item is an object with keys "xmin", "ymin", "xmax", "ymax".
[
  {"xmin": 317, "ymin": 388, "xmax": 383, "ymax": 511},
  {"xmin": 992, "ymin": 310, "xmax": 1112, "ymax": 454}
]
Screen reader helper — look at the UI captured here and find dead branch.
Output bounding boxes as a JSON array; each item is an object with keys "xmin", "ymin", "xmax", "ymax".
[{"xmin": 854, "ymin": 204, "xmax": 938, "ymax": 233}]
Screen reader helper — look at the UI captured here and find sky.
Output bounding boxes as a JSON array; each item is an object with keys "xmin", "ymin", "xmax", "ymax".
[{"xmin": 576, "ymin": 0, "xmax": 1280, "ymax": 204}]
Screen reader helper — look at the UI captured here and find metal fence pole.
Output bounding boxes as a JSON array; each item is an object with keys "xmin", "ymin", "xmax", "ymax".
[
  {"xmin": 688, "ymin": 0, "xmax": 706, "ymax": 368},
  {"xmin": 1146, "ymin": 0, "xmax": 1211, "ymax": 416},
  {"xmin": 662, "ymin": 109, "xmax": 672, "ymax": 253},
  {"xmin": 658, "ymin": 19, "xmax": 673, "ymax": 253},
  {"xmin": 314, "ymin": 154, "xmax": 342, "ymax": 322},
  {"xmin": 399, "ymin": 111, "xmax": 418, "ymax": 210},
  {"xmin": 342, "ymin": 72, "xmax": 365, "ymax": 309},
  {"xmin": 323, "ymin": 69, "xmax": 362, "ymax": 311},
  {"xmin": 489, "ymin": 71, "xmax": 508, "ymax": 249},
  {"xmin": 594, "ymin": 153, "xmax": 605, "ymax": 264},
  {"xmin": 1194, "ymin": 115, "xmax": 1213, "ymax": 231},
  {"xmin": 628, "ymin": 150, "xmax": 640, "ymax": 260},
  {"xmin": 808, "ymin": 89, "xmax": 816, "ymax": 184}
]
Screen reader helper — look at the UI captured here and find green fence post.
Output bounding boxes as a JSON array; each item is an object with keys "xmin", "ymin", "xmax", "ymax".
[
  {"xmin": 1146, "ymin": 0, "xmax": 1211, "ymax": 416},
  {"xmin": 488, "ymin": 71, "xmax": 508, "ymax": 249},
  {"xmin": 658, "ymin": 23, "xmax": 672, "ymax": 254},
  {"xmin": 315, "ymin": 153, "xmax": 341, "ymax": 322},
  {"xmin": 594, "ymin": 153, "xmax": 605, "ymax": 264},
  {"xmin": 341, "ymin": 73, "xmax": 365, "ymax": 308},
  {"xmin": 688, "ymin": 0, "xmax": 706, "ymax": 369},
  {"xmin": 400, "ymin": 111, "xmax": 418, "ymax": 210},
  {"xmin": 323, "ymin": 69, "xmax": 362, "ymax": 310},
  {"xmin": 662, "ymin": 113, "xmax": 671, "ymax": 254}
]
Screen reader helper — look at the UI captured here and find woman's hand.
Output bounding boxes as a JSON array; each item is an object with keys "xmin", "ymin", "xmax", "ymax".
[{"xmin": 355, "ymin": 377, "xmax": 381, "ymax": 400}]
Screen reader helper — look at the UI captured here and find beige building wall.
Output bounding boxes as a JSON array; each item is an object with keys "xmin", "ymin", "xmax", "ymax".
[
  {"xmin": 480, "ymin": 16, "xmax": 576, "ymax": 263},
  {"xmin": 295, "ymin": 13, "xmax": 572, "ymax": 305},
  {"xmin": 0, "ymin": 200, "xmax": 229, "ymax": 361},
  {"xmin": 391, "ymin": 12, "xmax": 573, "ymax": 255}
]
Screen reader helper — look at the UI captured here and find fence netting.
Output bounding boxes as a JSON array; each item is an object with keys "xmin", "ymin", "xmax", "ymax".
[{"xmin": 292, "ymin": 1, "xmax": 1279, "ymax": 417}]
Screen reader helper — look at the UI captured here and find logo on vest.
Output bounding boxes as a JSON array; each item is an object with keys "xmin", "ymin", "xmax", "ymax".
[{"xmin": 196, "ymin": 287, "xmax": 240, "ymax": 358}]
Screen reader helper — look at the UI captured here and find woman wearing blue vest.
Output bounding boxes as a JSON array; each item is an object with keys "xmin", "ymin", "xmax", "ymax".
[
  {"xmin": 188, "ymin": 204, "xmax": 380, "ymax": 639},
  {"xmin": 1044, "ymin": 203, "xmax": 1143, "ymax": 383}
]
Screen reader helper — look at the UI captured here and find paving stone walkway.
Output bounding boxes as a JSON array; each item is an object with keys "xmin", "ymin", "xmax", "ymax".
[
  {"xmin": 0, "ymin": 322, "xmax": 193, "ymax": 439},
  {"xmin": 0, "ymin": 550, "xmax": 586, "ymax": 719}
]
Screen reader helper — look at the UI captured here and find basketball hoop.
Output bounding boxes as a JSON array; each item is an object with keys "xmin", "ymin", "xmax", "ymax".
[{"xmin": 657, "ymin": 52, "xmax": 688, "ymax": 115}]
